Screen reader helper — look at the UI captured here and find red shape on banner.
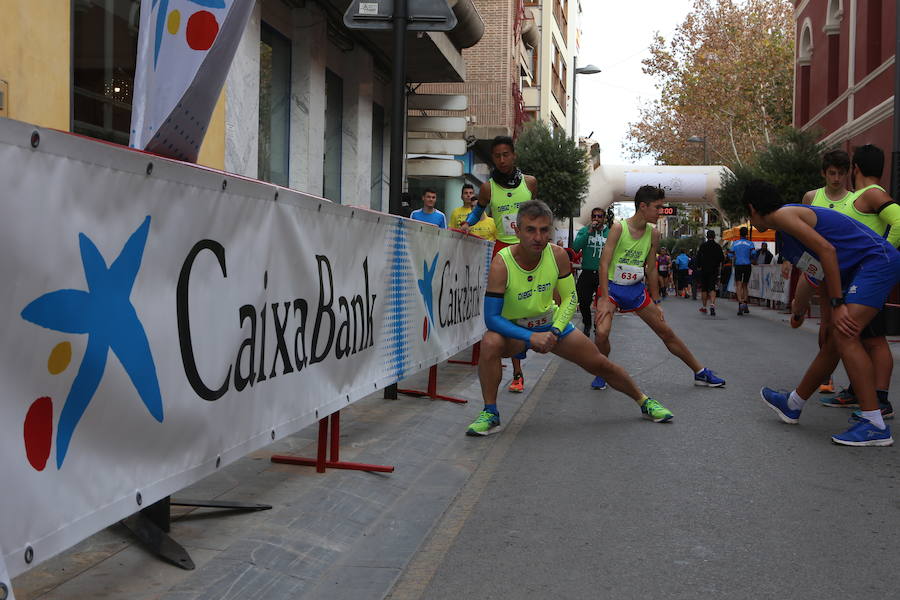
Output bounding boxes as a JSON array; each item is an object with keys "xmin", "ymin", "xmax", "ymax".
[
  {"xmin": 24, "ymin": 396, "xmax": 53, "ymax": 471},
  {"xmin": 422, "ymin": 317, "xmax": 429, "ymax": 341},
  {"xmin": 186, "ymin": 11, "xmax": 219, "ymax": 51}
]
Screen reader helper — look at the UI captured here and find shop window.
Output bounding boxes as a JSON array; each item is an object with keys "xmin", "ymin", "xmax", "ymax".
[
  {"xmin": 72, "ymin": 0, "xmax": 141, "ymax": 145},
  {"xmin": 258, "ymin": 23, "xmax": 291, "ymax": 187},
  {"xmin": 323, "ymin": 69, "xmax": 344, "ymax": 203}
]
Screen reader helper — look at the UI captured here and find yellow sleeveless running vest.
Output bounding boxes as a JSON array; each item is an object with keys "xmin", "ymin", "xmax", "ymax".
[
  {"xmin": 498, "ymin": 244, "xmax": 559, "ymax": 323},
  {"xmin": 834, "ymin": 184, "xmax": 888, "ymax": 235},
  {"xmin": 490, "ymin": 177, "xmax": 532, "ymax": 244},
  {"xmin": 811, "ymin": 187, "xmax": 852, "ymax": 210}
]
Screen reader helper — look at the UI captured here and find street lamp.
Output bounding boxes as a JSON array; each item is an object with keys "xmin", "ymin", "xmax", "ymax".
[
  {"xmin": 572, "ymin": 59, "xmax": 602, "ymax": 140},
  {"xmin": 569, "ymin": 58, "xmax": 601, "ymax": 244},
  {"xmin": 686, "ymin": 135, "xmax": 709, "ymax": 165}
]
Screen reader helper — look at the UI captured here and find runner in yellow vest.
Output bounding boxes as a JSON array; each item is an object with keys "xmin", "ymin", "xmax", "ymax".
[
  {"xmin": 465, "ymin": 199, "xmax": 673, "ymax": 435},
  {"xmin": 797, "ymin": 149, "xmax": 853, "ymax": 393},
  {"xmin": 463, "ymin": 136, "xmax": 538, "ymax": 393},
  {"xmin": 594, "ymin": 185, "xmax": 726, "ymax": 390},
  {"xmin": 794, "ymin": 145, "xmax": 900, "ymax": 419}
]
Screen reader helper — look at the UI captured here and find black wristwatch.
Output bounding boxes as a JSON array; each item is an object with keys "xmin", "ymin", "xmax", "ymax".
[
  {"xmin": 829, "ymin": 297, "xmax": 846, "ymax": 308},
  {"xmin": 550, "ymin": 327, "xmax": 562, "ymax": 337}
]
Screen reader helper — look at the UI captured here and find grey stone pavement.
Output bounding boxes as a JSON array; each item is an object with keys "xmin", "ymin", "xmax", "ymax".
[{"xmin": 11, "ymin": 295, "xmax": 900, "ymax": 599}]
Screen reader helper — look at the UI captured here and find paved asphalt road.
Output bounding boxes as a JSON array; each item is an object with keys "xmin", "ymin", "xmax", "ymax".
[{"xmin": 392, "ymin": 297, "xmax": 900, "ymax": 600}]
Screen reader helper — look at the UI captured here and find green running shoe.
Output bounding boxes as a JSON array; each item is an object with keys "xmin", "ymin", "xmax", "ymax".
[
  {"xmin": 641, "ymin": 397, "xmax": 673, "ymax": 423},
  {"xmin": 466, "ymin": 410, "xmax": 501, "ymax": 436}
]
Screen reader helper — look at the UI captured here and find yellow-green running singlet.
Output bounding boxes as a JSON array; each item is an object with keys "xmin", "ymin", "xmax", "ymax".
[
  {"xmin": 834, "ymin": 184, "xmax": 888, "ymax": 235},
  {"xmin": 608, "ymin": 222, "xmax": 654, "ymax": 283},
  {"xmin": 490, "ymin": 177, "xmax": 532, "ymax": 244},
  {"xmin": 812, "ymin": 187, "xmax": 852, "ymax": 210},
  {"xmin": 498, "ymin": 244, "xmax": 559, "ymax": 326}
]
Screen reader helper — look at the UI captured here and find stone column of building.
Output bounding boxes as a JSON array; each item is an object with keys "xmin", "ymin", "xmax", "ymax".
[{"xmin": 225, "ymin": 2, "xmax": 262, "ymax": 179}]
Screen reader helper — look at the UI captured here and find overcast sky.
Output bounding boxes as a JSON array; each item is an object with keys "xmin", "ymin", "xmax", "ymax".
[{"xmin": 574, "ymin": 1, "xmax": 697, "ymax": 166}]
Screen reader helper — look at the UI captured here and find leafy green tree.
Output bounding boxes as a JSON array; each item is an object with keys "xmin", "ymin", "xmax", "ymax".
[
  {"xmin": 717, "ymin": 127, "xmax": 825, "ymax": 220},
  {"xmin": 516, "ymin": 121, "xmax": 590, "ymax": 220},
  {"xmin": 625, "ymin": 0, "xmax": 794, "ymax": 169}
]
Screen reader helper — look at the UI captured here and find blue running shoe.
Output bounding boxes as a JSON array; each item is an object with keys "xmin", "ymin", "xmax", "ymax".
[
  {"xmin": 591, "ymin": 375, "xmax": 608, "ymax": 390},
  {"xmin": 760, "ymin": 387, "xmax": 800, "ymax": 424},
  {"xmin": 694, "ymin": 368, "xmax": 725, "ymax": 387},
  {"xmin": 831, "ymin": 420, "xmax": 893, "ymax": 447}
]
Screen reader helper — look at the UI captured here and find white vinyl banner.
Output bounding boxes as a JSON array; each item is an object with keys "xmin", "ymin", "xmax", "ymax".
[
  {"xmin": 0, "ymin": 554, "xmax": 14, "ymax": 600},
  {"xmin": 0, "ymin": 118, "xmax": 491, "ymax": 578},
  {"xmin": 748, "ymin": 264, "xmax": 789, "ymax": 303},
  {"xmin": 130, "ymin": 0, "xmax": 256, "ymax": 161}
]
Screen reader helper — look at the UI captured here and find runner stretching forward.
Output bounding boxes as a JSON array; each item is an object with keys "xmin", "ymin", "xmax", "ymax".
[
  {"xmin": 592, "ymin": 185, "xmax": 726, "ymax": 390},
  {"xmin": 466, "ymin": 200, "xmax": 674, "ymax": 436}
]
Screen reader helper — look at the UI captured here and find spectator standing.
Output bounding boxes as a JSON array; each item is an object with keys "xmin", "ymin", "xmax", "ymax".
[
  {"xmin": 572, "ymin": 207, "xmax": 610, "ymax": 337},
  {"xmin": 756, "ymin": 242, "xmax": 774, "ymax": 264},
  {"xmin": 410, "ymin": 188, "xmax": 447, "ymax": 228},
  {"xmin": 449, "ymin": 184, "xmax": 477, "ymax": 229}
]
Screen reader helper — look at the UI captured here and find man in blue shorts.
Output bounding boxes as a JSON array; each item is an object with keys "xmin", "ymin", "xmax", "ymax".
[
  {"xmin": 592, "ymin": 185, "xmax": 725, "ymax": 390},
  {"xmin": 744, "ymin": 179, "xmax": 900, "ymax": 446},
  {"xmin": 465, "ymin": 200, "xmax": 674, "ymax": 435},
  {"xmin": 730, "ymin": 227, "xmax": 756, "ymax": 314}
]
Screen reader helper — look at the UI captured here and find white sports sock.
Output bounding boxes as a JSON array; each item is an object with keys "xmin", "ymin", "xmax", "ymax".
[
  {"xmin": 788, "ymin": 390, "xmax": 806, "ymax": 411},
  {"xmin": 861, "ymin": 409, "xmax": 886, "ymax": 430}
]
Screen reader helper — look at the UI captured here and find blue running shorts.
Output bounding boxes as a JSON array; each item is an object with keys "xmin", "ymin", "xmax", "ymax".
[{"xmin": 607, "ymin": 282, "xmax": 653, "ymax": 313}]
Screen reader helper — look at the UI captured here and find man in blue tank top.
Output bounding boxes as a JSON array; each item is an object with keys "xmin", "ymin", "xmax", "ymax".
[{"xmin": 743, "ymin": 180, "xmax": 900, "ymax": 446}]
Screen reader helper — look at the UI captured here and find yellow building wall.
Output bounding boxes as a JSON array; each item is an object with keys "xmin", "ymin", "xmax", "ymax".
[
  {"xmin": 0, "ymin": 0, "xmax": 71, "ymax": 129},
  {"xmin": 0, "ymin": 1, "xmax": 224, "ymax": 169},
  {"xmin": 197, "ymin": 88, "xmax": 226, "ymax": 170}
]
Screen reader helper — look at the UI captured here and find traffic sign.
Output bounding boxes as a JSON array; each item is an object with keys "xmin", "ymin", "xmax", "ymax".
[{"xmin": 344, "ymin": 0, "xmax": 457, "ymax": 32}]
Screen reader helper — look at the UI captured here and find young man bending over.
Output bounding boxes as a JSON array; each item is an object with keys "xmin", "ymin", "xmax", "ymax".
[
  {"xmin": 592, "ymin": 185, "xmax": 726, "ymax": 390},
  {"xmin": 744, "ymin": 179, "xmax": 900, "ymax": 446},
  {"xmin": 465, "ymin": 200, "xmax": 674, "ymax": 435}
]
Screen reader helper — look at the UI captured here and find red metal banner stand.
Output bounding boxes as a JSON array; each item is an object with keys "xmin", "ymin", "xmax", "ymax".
[
  {"xmin": 448, "ymin": 341, "xmax": 480, "ymax": 365},
  {"xmin": 270, "ymin": 411, "xmax": 394, "ymax": 473},
  {"xmin": 398, "ymin": 364, "xmax": 468, "ymax": 404}
]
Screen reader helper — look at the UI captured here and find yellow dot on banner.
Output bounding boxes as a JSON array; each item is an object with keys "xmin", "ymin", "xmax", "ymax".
[
  {"xmin": 167, "ymin": 10, "xmax": 181, "ymax": 34},
  {"xmin": 48, "ymin": 342, "xmax": 72, "ymax": 375}
]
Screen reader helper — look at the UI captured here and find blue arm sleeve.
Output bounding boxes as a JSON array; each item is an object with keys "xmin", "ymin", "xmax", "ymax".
[
  {"xmin": 466, "ymin": 203, "xmax": 486, "ymax": 226},
  {"xmin": 484, "ymin": 295, "xmax": 533, "ymax": 343}
]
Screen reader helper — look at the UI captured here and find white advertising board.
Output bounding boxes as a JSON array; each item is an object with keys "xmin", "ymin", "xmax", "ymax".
[{"xmin": 0, "ymin": 118, "xmax": 490, "ymax": 578}]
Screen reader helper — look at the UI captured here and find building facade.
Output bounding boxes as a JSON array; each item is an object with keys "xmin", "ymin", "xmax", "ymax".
[
  {"xmin": 416, "ymin": 0, "xmax": 582, "ymax": 215},
  {"xmin": 0, "ymin": 0, "xmax": 481, "ymax": 211},
  {"xmin": 794, "ymin": 0, "xmax": 897, "ymax": 186}
]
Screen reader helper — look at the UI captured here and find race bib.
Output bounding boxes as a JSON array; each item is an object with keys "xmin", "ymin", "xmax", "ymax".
[
  {"xmin": 795, "ymin": 252, "xmax": 823, "ymax": 280},
  {"xmin": 515, "ymin": 309, "xmax": 555, "ymax": 329},
  {"xmin": 613, "ymin": 264, "xmax": 644, "ymax": 285},
  {"xmin": 501, "ymin": 213, "xmax": 519, "ymax": 236}
]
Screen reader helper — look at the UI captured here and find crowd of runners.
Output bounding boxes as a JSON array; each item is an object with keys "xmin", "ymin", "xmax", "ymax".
[{"xmin": 417, "ymin": 136, "xmax": 900, "ymax": 448}]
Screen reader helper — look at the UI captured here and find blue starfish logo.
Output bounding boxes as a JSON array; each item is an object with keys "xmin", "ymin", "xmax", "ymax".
[
  {"xmin": 21, "ymin": 217, "xmax": 162, "ymax": 468},
  {"xmin": 417, "ymin": 253, "xmax": 440, "ymax": 329}
]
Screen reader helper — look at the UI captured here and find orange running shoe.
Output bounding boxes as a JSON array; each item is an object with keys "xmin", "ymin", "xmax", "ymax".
[
  {"xmin": 818, "ymin": 378, "xmax": 835, "ymax": 394},
  {"xmin": 508, "ymin": 374, "xmax": 525, "ymax": 393}
]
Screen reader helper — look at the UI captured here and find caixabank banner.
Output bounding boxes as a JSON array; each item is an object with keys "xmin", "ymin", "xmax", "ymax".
[{"xmin": 0, "ymin": 118, "xmax": 491, "ymax": 580}]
